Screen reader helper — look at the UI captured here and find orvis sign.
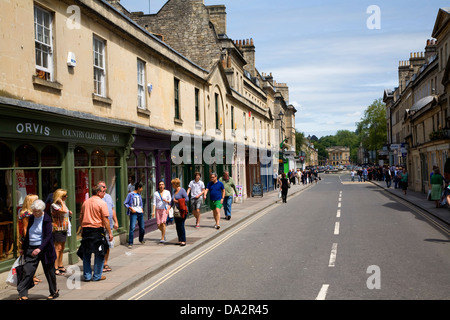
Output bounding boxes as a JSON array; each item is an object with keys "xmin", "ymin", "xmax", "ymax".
[{"xmin": 2, "ymin": 119, "xmax": 126, "ymax": 146}]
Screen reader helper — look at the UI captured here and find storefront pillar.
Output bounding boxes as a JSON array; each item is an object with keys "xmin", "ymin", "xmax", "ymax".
[{"xmin": 65, "ymin": 143, "xmax": 78, "ymax": 264}]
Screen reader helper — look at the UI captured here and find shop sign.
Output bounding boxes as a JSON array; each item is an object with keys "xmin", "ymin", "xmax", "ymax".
[{"xmin": 1, "ymin": 118, "xmax": 126, "ymax": 146}]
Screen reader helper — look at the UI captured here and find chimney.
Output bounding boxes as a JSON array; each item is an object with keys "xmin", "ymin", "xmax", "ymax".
[
  {"xmin": 398, "ymin": 60, "xmax": 412, "ymax": 93},
  {"xmin": 207, "ymin": 5, "xmax": 227, "ymax": 36},
  {"xmin": 242, "ymin": 38, "xmax": 256, "ymax": 78},
  {"xmin": 425, "ymin": 39, "xmax": 437, "ymax": 62}
]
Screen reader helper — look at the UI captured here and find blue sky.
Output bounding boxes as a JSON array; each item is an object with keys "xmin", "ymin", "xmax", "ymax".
[{"xmin": 121, "ymin": 0, "xmax": 448, "ymax": 138}]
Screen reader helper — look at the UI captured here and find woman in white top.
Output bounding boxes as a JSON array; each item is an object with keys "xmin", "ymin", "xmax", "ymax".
[{"xmin": 152, "ymin": 181, "xmax": 171, "ymax": 243}]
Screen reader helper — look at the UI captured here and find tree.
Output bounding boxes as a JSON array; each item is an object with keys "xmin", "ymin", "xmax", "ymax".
[{"xmin": 356, "ymin": 98, "xmax": 387, "ymax": 163}]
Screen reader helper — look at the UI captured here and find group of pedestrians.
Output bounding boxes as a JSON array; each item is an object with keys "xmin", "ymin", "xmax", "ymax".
[
  {"xmin": 350, "ymin": 164, "xmax": 450, "ymax": 207},
  {"xmin": 14, "ymin": 181, "xmax": 118, "ymax": 300},
  {"xmin": 350, "ymin": 165, "xmax": 409, "ymax": 194}
]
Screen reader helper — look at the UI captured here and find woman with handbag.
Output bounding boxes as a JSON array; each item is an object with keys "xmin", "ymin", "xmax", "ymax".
[
  {"xmin": 280, "ymin": 173, "xmax": 290, "ymax": 203},
  {"xmin": 152, "ymin": 181, "xmax": 171, "ymax": 243},
  {"xmin": 51, "ymin": 189, "xmax": 72, "ymax": 275},
  {"xmin": 18, "ymin": 199, "xmax": 59, "ymax": 300},
  {"xmin": 171, "ymin": 178, "xmax": 189, "ymax": 247}
]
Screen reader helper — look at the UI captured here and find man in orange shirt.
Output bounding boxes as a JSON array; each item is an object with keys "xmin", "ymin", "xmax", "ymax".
[{"xmin": 77, "ymin": 185, "xmax": 113, "ymax": 281}]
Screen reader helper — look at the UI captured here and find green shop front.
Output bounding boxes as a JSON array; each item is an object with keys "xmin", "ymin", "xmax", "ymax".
[{"xmin": 0, "ymin": 102, "xmax": 133, "ymax": 271}]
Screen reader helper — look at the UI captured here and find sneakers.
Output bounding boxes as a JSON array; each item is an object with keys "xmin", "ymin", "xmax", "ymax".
[{"xmin": 214, "ymin": 224, "xmax": 221, "ymax": 230}]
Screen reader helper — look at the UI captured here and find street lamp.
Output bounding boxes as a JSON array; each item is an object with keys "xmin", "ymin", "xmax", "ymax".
[{"xmin": 277, "ymin": 111, "xmax": 285, "ymax": 174}]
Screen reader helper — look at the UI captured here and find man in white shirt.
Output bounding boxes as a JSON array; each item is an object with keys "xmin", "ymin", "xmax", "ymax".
[{"xmin": 187, "ymin": 172, "xmax": 205, "ymax": 228}]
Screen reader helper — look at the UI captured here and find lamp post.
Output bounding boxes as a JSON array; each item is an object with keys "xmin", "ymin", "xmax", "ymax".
[{"xmin": 277, "ymin": 111, "xmax": 286, "ymax": 174}]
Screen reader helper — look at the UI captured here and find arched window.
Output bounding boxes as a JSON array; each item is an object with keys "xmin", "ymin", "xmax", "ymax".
[
  {"xmin": 15, "ymin": 144, "xmax": 38, "ymax": 167},
  {"xmin": 41, "ymin": 145, "xmax": 61, "ymax": 167},
  {"xmin": 75, "ymin": 146, "xmax": 89, "ymax": 167},
  {"xmin": 91, "ymin": 148, "xmax": 105, "ymax": 167},
  {"xmin": 0, "ymin": 142, "xmax": 12, "ymax": 167}
]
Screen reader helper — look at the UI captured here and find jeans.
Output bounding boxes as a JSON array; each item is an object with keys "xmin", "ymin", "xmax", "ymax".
[
  {"xmin": 175, "ymin": 217, "xmax": 186, "ymax": 242},
  {"xmin": 83, "ymin": 252, "xmax": 105, "ymax": 281},
  {"xmin": 129, "ymin": 211, "xmax": 145, "ymax": 245},
  {"xmin": 223, "ymin": 196, "xmax": 233, "ymax": 217}
]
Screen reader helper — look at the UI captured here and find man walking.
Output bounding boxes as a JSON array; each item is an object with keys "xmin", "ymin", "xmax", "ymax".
[
  {"xmin": 187, "ymin": 172, "xmax": 205, "ymax": 228},
  {"xmin": 205, "ymin": 173, "xmax": 225, "ymax": 230},
  {"xmin": 78, "ymin": 185, "xmax": 112, "ymax": 282},
  {"xmin": 219, "ymin": 171, "xmax": 238, "ymax": 221},
  {"xmin": 124, "ymin": 182, "xmax": 145, "ymax": 248}
]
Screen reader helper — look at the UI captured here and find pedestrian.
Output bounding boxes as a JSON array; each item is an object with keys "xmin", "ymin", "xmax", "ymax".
[
  {"xmin": 205, "ymin": 172, "xmax": 225, "ymax": 230},
  {"xmin": 350, "ymin": 169, "xmax": 355, "ymax": 182},
  {"xmin": 51, "ymin": 189, "xmax": 72, "ymax": 276},
  {"xmin": 17, "ymin": 199, "xmax": 59, "ymax": 300},
  {"xmin": 18, "ymin": 194, "xmax": 42, "ymax": 285},
  {"xmin": 18, "ymin": 194, "xmax": 39, "ymax": 246},
  {"xmin": 430, "ymin": 168, "xmax": 444, "ymax": 208},
  {"xmin": 219, "ymin": 171, "xmax": 238, "ymax": 221},
  {"xmin": 124, "ymin": 182, "xmax": 146, "ymax": 248},
  {"xmin": 400, "ymin": 167, "xmax": 408, "ymax": 195},
  {"xmin": 98, "ymin": 181, "xmax": 118, "ymax": 273},
  {"xmin": 363, "ymin": 167, "xmax": 368, "ymax": 182},
  {"xmin": 77, "ymin": 185, "xmax": 112, "ymax": 282},
  {"xmin": 394, "ymin": 167, "xmax": 401, "ymax": 189},
  {"xmin": 279, "ymin": 173, "xmax": 290, "ymax": 203},
  {"xmin": 152, "ymin": 181, "xmax": 171, "ymax": 243},
  {"xmin": 384, "ymin": 166, "xmax": 392, "ymax": 188},
  {"xmin": 171, "ymin": 178, "xmax": 189, "ymax": 246},
  {"xmin": 187, "ymin": 172, "xmax": 205, "ymax": 228}
]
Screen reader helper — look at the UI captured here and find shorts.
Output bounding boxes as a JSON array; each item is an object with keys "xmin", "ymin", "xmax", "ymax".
[
  {"xmin": 209, "ymin": 200, "xmax": 223, "ymax": 211},
  {"xmin": 53, "ymin": 231, "xmax": 67, "ymax": 243},
  {"xmin": 191, "ymin": 196, "xmax": 203, "ymax": 210},
  {"xmin": 156, "ymin": 208, "xmax": 168, "ymax": 225}
]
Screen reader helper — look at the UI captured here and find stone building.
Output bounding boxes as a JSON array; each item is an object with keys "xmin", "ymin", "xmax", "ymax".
[
  {"xmin": 0, "ymin": 0, "xmax": 296, "ymax": 270},
  {"xmin": 326, "ymin": 146, "xmax": 351, "ymax": 166},
  {"xmin": 383, "ymin": 8, "xmax": 450, "ymax": 193},
  {"xmin": 124, "ymin": 0, "xmax": 297, "ymax": 195}
]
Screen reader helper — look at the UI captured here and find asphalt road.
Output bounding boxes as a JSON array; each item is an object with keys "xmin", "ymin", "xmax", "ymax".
[{"xmin": 120, "ymin": 174, "xmax": 450, "ymax": 301}]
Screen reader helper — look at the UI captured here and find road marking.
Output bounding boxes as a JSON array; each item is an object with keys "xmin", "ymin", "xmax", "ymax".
[
  {"xmin": 127, "ymin": 204, "xmax": 277, "ymax": 300},
  {"xmin": 328, "ymin": 243, "xmax": 338, "ymax": 267},
  {"xmin": 334, "ymin": 222, "xmax": 340, "ymax": 235},
  {"xmin": 316, "ymin": 284, "xmax": 330, "ymax": 300},
  {"xmin": 337, "ymin": 202, "xmax": 341, "ymax": 208},
  {"xmin": 336, "ymin": 209, "xmax": 341, "ymax": 218}
]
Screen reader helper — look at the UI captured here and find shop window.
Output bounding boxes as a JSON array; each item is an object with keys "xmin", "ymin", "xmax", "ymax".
[
  {"xmin": 15, "ymin": 144, "xmax": 38, "ymax": 167},
  {"xmin": 75, "ymin": 147, "xmax": 89, "ymax": 167},
  {"xmin": 137, "ymin": 151, "xmax": 146, "ymax": 167},
  {"xmin": 41, "ymin": 145, "xmax": 61, "ymax": 167},
  {"xmin": 91, "ymin": 148, "xmax": 105, "ymax": 166},
  {"xmin": 0, "ymin": 143, "xmax": 13, "ymax": 261},
  {"xmin": 107, "ymin": 149, "xmax": 120, "ymax": 166},
  {"xmin": 0, "ymin": 143, "xmax": 12, "ymax": 167}
]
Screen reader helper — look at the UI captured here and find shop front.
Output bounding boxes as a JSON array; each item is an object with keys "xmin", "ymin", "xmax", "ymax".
[
  {"xmin": 126, "ymin": 128, "xmax": 172, "ymax": 233},
  {"xmin": 0, "ymin": 102, "xmax": 133, "ymax": 270}
]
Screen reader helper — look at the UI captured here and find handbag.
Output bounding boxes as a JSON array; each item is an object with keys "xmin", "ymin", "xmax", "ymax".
[{"xmin": 172, "ymin": 204, "xmax": 181, "ymax": 218}]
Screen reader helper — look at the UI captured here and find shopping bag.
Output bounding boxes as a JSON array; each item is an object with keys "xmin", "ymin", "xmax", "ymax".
[{"xmin": 6, "ymin": 256, "xmax": 23, "ymax": 287}]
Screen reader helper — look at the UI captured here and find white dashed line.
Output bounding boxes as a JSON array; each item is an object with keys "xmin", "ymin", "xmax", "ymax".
[
  {"xmin": 316, "ymin": 284, "xmax": 330, "ymax": 300},
  {"xmin": 328, "ymin": 243, "xmax": 338, "ymax": 267},
  {"xmin": 334, "ymin": 221, "xmax": 340, "ymax": 235}
]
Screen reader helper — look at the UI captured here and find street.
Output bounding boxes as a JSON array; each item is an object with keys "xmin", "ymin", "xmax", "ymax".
[{"xmin": 120, "ymin": 174, "xmax": 450, "ymax": 301}]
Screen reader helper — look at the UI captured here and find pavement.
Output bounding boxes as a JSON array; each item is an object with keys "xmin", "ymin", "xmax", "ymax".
[
  {"xmin": 2, "ymin": 174, "xmax": 448, "ymax": 300},
  {"xmin": 0, "ymin": 181, "xmax": 313, "ymax": 300},
  {"xmin": 368, "ymin": 179, "xmax": 450, "ymax": 227}
]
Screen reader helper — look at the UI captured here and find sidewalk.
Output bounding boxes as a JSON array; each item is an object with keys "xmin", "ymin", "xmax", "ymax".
[
  {"xmin": 370, "ymin": 180, "xmax": 450, "ymax": 226},
  {"xmin": 1, "ymin": 182, "xmax": 312, "ymax": 300}
]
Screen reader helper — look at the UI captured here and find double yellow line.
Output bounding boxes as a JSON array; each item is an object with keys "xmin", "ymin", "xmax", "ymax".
[{"xmin": 128, "ymin": 204, "xmax": 277, "ymax": 300}]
